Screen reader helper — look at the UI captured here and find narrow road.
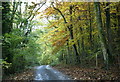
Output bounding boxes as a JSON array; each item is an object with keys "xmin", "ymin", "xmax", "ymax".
[{"xmin": 34, "ymin": 65, "xmax": 71, "ymax": 80}]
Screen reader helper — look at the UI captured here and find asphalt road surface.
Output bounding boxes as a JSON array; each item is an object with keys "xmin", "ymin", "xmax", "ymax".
[{"xmin": 34, "ymin": 65, "xmax": 71, "ymax": 80}]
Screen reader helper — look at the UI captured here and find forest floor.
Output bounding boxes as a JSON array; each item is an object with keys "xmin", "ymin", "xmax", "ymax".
[
  {"xmin": 3, "ymin": 65, "xmax": 120, "ymax": 80},
  {"xmin": 53, "ymin": 65, "xmax": 120, "ymax": 80},
  {"xmin": 3, "ymin": 68, "xmax": 34, "ymax": 80}
]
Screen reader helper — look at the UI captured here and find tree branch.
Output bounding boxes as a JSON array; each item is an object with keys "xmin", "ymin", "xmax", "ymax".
[
  {"xmin": 51, "ymin": 2, "xmax": 67, "ymax": 24},
  {"xmin": 29, "ymin": 2, "xmax": 46, "ymax": 21}
]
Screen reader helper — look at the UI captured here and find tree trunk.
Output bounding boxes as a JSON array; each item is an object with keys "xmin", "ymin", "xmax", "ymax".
[
  {"xmin": 105, "ymin": 2, "xmax": 114, "ymax": 64},
  {"xmin": 116, "ymin": 2, "xmax": 120, "ymax": 68},
  {"xmin": 94, "ymin": 2, "xmax": 109, "ymax": 69},
  {"xmin": 88, "ymin": 3, "xmax": 93, "ymax": 49},
  {"xmin": 69, "ymin": 5, "xmax": 80, "ymax": 64},
  {"xmin": 2, "ymin": 2, "xmax": 11, "ymax": 34},
  {"xmin": 52, "ymin": 3, "xmax": 80, "ymax": 64}
]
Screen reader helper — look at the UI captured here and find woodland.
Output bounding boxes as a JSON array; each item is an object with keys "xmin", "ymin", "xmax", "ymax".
[{"xmin": 1, "ymin": 1, "xmax": 120, "ymax": 80}]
